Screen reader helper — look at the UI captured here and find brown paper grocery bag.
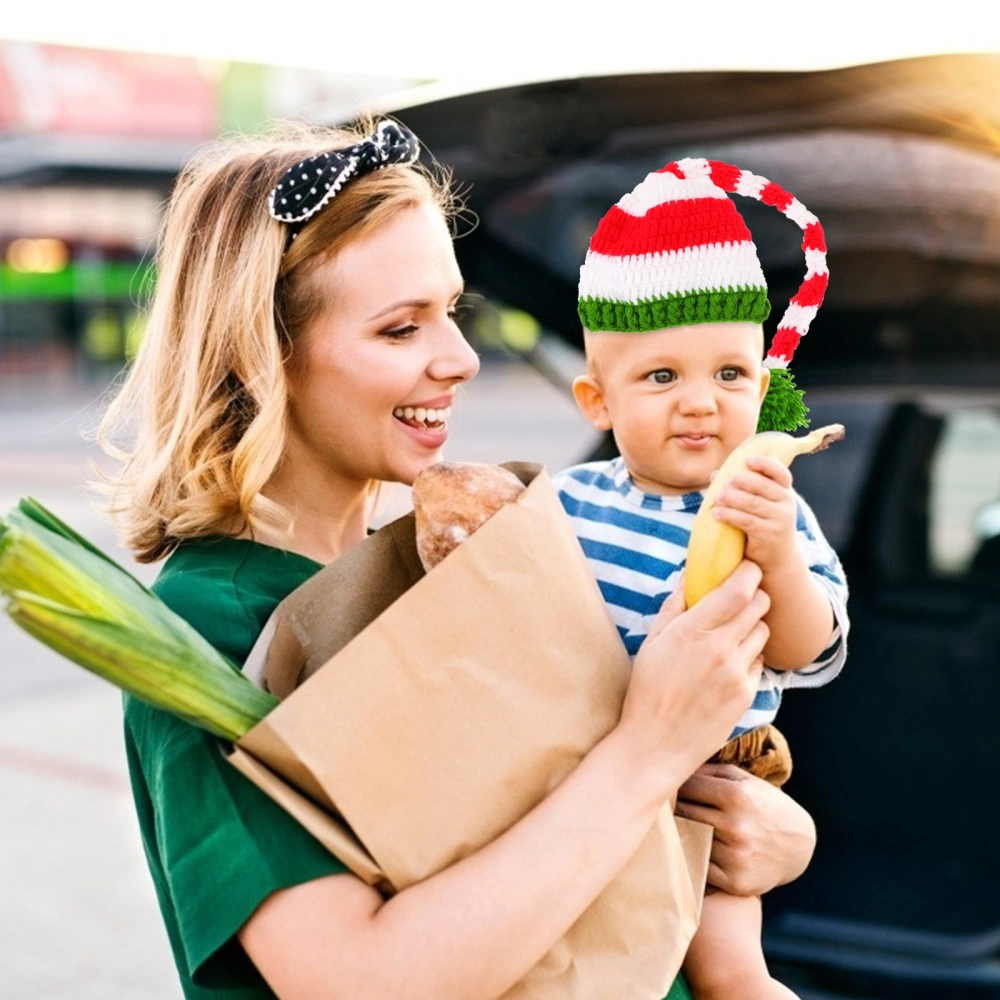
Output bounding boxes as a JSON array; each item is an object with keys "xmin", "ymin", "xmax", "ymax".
[{"xmin": 234, "ymin": 464, "xmax": 712, "ymax": 1000}]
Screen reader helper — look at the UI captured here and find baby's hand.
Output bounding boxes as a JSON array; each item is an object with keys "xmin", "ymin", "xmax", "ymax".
[{"xmin": 710, "ymin": 456, "xmax": 798, "ymax": 573}]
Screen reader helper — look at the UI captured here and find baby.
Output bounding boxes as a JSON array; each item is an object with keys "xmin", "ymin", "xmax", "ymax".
[{"xmin": 553, "ymin": 158, "xmax": 849, "ymax": 1000}]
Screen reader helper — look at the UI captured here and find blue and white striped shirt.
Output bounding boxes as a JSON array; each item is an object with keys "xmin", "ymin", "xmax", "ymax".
[{"xmin": 553, "ymin": 457, "xmax": 849, "ymax": 738}]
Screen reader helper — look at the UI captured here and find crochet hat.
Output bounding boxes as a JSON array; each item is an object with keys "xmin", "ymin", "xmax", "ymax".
[{"xmin": 577, "ymin": 157, "xmax": 828, "ymax": 432}]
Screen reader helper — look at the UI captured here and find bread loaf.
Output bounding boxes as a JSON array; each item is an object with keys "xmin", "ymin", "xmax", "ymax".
[{"xmin": 412, "ymin": 462, "xmax": 525, "ymax": 570}]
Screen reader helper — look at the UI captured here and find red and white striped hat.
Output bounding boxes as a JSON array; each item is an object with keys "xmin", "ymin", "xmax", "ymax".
[{"xmin": 578, "ymin": 157, "xmax": 828, "ymax": 432}]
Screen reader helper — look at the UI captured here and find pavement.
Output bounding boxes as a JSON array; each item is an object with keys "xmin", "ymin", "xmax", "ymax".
[{"xmin": 0, "ymin": 357, "xmax": 598, "ymax": 999}]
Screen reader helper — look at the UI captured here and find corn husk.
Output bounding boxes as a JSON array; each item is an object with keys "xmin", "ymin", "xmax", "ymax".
[{"xmin": 0, "ymin": 499, "xmax": 277, "ymax": 741}]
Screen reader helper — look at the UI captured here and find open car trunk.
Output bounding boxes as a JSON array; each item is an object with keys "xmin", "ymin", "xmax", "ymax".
[{"xmin": 380, "ymin": 55, "xmax": 1000, "ymax": 998}]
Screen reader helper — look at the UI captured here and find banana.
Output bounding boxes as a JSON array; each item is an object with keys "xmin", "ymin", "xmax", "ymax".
[{"xmin": 682, "ymin": 424, "xmax": 845, "ymax": 607}]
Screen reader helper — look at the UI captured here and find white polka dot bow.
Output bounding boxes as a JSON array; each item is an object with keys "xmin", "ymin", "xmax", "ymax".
[{"xmin": 268, "ymin": 121, "xmax": 420, "ymax": 245}]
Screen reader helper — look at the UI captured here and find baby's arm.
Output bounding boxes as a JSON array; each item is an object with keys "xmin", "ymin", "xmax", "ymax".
[{"xmin": 710, "ymin": 455, "xmax": 835, "ymax": 670}]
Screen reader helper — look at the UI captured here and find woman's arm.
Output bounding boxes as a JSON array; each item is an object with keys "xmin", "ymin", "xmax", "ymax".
[
  {"xmin": 239, "ymin": 562, "xmax": 771, "ymax": 1000},
  {"xmin": 674, "ymin": 762, "xmax": 816, "ymax": 895}
]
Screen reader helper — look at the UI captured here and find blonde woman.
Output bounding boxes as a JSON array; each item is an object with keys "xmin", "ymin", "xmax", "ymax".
[{"xmin": 101, "ymin": 121, "xmax": 816, "ymax": 1000}]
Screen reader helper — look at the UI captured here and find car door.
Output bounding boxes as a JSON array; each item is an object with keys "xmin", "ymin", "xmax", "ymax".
[{"xmin": 767, "ymin": 393, "xmax": 1000, "ymax": 996}]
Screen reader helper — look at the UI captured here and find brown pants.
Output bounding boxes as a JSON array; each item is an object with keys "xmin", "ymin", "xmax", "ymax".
[{"xmin": 707, "ymin": 723, "xmax": 793, "ymax": 787}]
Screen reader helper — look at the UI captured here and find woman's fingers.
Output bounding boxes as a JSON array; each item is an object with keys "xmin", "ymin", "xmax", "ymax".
[
  {"xmin": 741, "ymin": 634, "xmax": 769, "ymax": 674},
  {"xmin": 676, "ymin": 763, "xmax": 817, "ymax": 895},
  {"xmin": 692, "ymin": 586, "xmax": 770, "ymax": 670},
  {"xmin": 734, "ymin": 594, "xmax": 771, "ymax": 646},
  {"xmin": 676, "ymin": 764, "xmax": 754, "ymax": 836},
  {"xmin": 645, "ymin": 583, "xmax": 686, "ymax": 640},
  {"xmin": 706, "ymin": 860, "xmax": 743, "ymax": 892},
  {"xmin": 676, "ymin": 763, "xmax": 762, "ymax": 825},
  {"xmin": 673, "ymin": 798, "xmax": 721, "ymax": 829},
  {"xmin": 621, "ymin": 562, "xmax": 771, "ymax": 790},
  {"xmin": 678, "ymin": 763, "xmax": 750, "ymax": 805},
  {"xmin": 680, "ymin": 560, "xmax": 764, "ymax": 632}
]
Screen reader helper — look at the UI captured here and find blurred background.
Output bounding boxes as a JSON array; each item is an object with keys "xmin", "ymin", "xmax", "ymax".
[{"xmin": 2, "ymin": 4, "xmax": 999, "ymax": 998}]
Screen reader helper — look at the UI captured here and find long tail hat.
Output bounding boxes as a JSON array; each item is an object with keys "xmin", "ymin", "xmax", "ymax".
[{"xmin": 577, "ymin": 157, "xmax": 828, "ymax": 432}]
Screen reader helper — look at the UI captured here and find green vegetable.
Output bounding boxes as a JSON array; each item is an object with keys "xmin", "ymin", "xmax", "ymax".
[{"xmin": 0, "ymin": 499, "xmax": 276, "ymax": 741}]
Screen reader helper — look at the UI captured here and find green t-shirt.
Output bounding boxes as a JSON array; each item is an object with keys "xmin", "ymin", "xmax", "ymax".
[
  {"xmin": 125, "ymin": 537, "xmax": 349, "ymax": 999},
  {"xmin": 125, "ymin": 536, "xmax": 693, "ymax": 1000}
]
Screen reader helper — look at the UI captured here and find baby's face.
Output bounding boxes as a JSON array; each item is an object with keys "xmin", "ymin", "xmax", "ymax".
[{"xmin": 582, "ymin": 322, "xmax": 769, "ymax": 495}]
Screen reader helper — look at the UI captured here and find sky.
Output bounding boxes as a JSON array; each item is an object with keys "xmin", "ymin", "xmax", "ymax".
[{"xmin": 3, "ymin": 0, "xmax": 1000, "ymax": 86}]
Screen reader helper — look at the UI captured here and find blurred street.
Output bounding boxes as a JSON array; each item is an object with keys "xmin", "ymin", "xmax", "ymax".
[{"xmin": 0, "ymin": 357, "xmax": 597, "ymax": 1000}]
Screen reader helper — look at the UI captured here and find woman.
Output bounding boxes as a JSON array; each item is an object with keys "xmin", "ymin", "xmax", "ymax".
[{"xmin": 100, "ymin": 120, "xmax": 815, "ymax": 1000}]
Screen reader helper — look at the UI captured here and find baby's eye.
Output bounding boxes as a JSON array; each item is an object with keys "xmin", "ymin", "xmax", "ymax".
[
  {"xmin": 646, "ymin": 369, "xmax": 676, "ymax": 385},
  {"xmin": 718, "ymin": 366, "xmax": 745, "ymax": 382}
]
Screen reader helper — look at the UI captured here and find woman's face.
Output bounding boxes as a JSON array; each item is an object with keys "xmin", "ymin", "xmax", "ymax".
[{"xmin": 285, "ymin": 201, "xmax": 479, "ymax": 488}]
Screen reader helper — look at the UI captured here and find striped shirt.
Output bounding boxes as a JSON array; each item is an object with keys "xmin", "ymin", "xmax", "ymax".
[{"xmin": 553, "ymin": 457, "xmax": 849, "ymax": 738}]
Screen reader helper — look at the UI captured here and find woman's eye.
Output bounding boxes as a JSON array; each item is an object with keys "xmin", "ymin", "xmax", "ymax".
[
  {"xmin": 381, "ymin": 324, "xmax": 418, "ymax": 341},
  {"xmin": 718, "ymin": 366, "xmax": 744, "ymax": 382},
  {"xmin": 646, "ymin": 369, "xmax": 676, "ymax": 384},
  {"xmin": 449, "ymin": 299, "xmax": 474, "ymax": 324}
]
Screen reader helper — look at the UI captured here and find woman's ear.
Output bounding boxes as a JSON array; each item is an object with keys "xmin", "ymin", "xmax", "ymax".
[
  {"xmin": 573, "ymin": 375, "xmax": 613, "ymax": 431},
  {"xmin": 758, "ymin": 365, "xmax": 771, "ymax": 404}
]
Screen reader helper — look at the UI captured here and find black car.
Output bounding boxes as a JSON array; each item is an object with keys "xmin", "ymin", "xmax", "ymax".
[{"xmin": 381, "ymin": 54, "xmax": 1000, "ymax": 999}]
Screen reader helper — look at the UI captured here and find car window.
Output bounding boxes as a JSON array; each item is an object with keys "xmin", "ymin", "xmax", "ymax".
[
  {"xmin": 485, "ymin": 130, "xmax": 1000, "ymax": 286},
  {"xmin": 928, "ymin": 408, "xmax": 1000, "ymax": 576},
  {"xmin": 841, "ymin": 396, "xmax": 1000, "ymax": 585},
  {"xmin": 775, "ymin": 396, "xmax": 1000, "ymax": 582},
  {"xmin": 480, "ymin": 130, "xmax": 1000, "ymax": 374}
]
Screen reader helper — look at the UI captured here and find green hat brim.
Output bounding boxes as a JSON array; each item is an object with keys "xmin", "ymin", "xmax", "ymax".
[{"xmin": 578, "ymin": 287, "xmax": 770, "ymax": 333}]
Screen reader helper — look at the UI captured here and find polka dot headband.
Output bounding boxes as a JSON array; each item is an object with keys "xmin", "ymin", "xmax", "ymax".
[{"xmin": 268, "ymin": 121, "xmax": 421, "ymax": 247}]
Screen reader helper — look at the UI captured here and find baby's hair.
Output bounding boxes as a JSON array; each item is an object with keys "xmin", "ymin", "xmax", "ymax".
[{"xmin": 96, "ymin": 119, "xmax": 455, "ymax": 562}]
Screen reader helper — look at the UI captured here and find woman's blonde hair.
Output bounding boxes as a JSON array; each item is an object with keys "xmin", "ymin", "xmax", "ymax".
[{"xmin": 97, "ymin": 119, "xmax": 455, "ymax": 562}]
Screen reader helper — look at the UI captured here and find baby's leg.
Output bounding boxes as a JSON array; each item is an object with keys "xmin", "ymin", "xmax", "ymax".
[{"xmin": 683, "ymin": 890, "xmax": 798, "ymax": 1000}]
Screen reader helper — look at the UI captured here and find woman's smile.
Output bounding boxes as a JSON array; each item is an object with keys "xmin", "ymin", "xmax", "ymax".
[
  {"xmin": 393, "ymin": 407, "xmax": 452, "ymax": 448},
  {"xmin": 392, "ymin": 393, "xmax": 455, "ymax": 439}
]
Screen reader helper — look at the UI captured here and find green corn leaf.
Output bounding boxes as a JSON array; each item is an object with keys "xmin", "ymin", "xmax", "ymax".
[
  {"xmin": 0, "ymin": 516, "xmax": 155, "ymax": 634},
  {"xmin": 6, "ymin": 592, "xmax": 276, "ymax": 741},
  {"xmin": 0, "ymin": 498, "xmax": 279, "ymax": 742},
  {"xmin": 17, "ymin": 497, "xmax": 142, "ymax": 582},
  {"xmin": 0, "ymin": 511, "xmax": 224, "ymax": 656}
]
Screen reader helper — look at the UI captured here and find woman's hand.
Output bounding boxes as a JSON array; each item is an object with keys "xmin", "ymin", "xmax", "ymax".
[
  {"xmin": 615, "ymin": 560, "xmax": 770, "ymax": 798},
  {"xmin": 675, "ymin": 763, "xmax": 816, "ymax": 895}
]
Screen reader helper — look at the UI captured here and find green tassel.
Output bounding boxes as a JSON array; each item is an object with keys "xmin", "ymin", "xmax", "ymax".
[{"xmin": 757, "ymin": 367, "xmax": 809, "ymax": 433}]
